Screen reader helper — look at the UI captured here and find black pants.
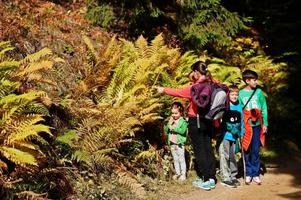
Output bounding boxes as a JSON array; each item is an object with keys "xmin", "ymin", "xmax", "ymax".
[{"xmin": 188, "ymin": 117, "xmax": 216, "ymax": 182}]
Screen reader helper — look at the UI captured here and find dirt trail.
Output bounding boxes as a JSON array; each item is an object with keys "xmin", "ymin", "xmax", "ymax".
[{"xmin": 176, "ymin": 156, "xmax": 301, "ymax": 200}]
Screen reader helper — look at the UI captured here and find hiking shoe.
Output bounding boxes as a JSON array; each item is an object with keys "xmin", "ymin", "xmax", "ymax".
[
  {"xmin": 245, "ymin": 176, "xmax": 252, "ymax": 185},
  {"xmin": 196, "ymin": 180, "xmax": 211, "ymax": 191},
  {"xmin": 253, "ymin": 176, "xmax": 262, "ymax": 185},
  {"xmin": 232, "ymin": 179, "xmax": 241, "ymax": 187},
  {"xmin": 209, "ymin": 178, "xmax": 216, "ymax": 189},
  {"xmin": 178, "ymin": 174, "xmax": 186, "ymax": 181},
  {"xmin": 221, "ymin": 180, "xmax": 237, "ymax": 188}
]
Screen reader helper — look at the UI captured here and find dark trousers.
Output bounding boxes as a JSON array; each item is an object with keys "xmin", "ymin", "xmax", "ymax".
[
  {"xmin": 188, "ymin": 117, "xmax": 216, "ymax": 182},
  {"xmin": 244, "ymin": 125, "xmax": 261, "ymax": 177}
]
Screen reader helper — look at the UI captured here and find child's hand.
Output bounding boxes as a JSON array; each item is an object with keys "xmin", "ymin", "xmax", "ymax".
[
  {"xmin": 167, "ymin": 118, "xmax": 174, "ymax": 130},
  {"xmin": 263, "ymin": 126, "xmax": 268, "ymax": 134}
]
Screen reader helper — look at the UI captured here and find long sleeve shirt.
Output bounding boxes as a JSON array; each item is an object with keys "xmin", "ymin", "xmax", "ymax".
[
  {"xmin": 164, "ymin": 84, "xmax": 198, "ymax": 117},
  {"xmin": 239, "ymin": 88, "xmax": 268, "ymax": 126}
]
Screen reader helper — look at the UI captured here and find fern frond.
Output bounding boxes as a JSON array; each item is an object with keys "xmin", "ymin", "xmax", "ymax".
[
  {"xmin": 0, "ymin": 79, "xmax": 19, "ymax": 98},
  {"xmin": 16, "ymin": 191, "xmax": 48, "ymax": 200},
  {"xmin": 139, "ymin": 102, "xmax": 161, "ymax": 116},
  {"xmin": 24, "ymin": 102, "xmax": 50, "ymax": 116},
  {"xmin": 150, "ymin": 33, "xmax": 165, "ymax": 52},
  {"xmin": 135, "ymin": 35, "xmax": 149, "ymax": 58},
  {"xmin": 135, "ymin": 149, "xmax": 158, "ymax": 161},
  {"xmin": 21, "ymin": 48, "xmax": 53, "ymax": 64},
  {"xmin": 208, "ymin": 63, "xmax": 241, "ymax": 84},
  {"xmin": 15, "ymin": 60, "xmax": 53, "ymax": 77},
  {"xmin": 140, "ymin": 113, "xmax": 162, "ymax": 123},
  {"xmin": 13, "ymin": 140, "xmax": 38, "ymax": 151},
  {"xmin": 0, "ymin": 60, "xmax": 20, "ymax": 71},
  {"xmin": 26, "ymin": 73, "xmax": 56, "ymax": 86},
  {"xmin": 0, "ymin": 41, "xmax": 14, "ymax": 58},
  {"xmin": 8, "ymin": 116, "xmax": 51, "ymax": 142},
  {"xmin": 115, "ymin": 85, "xmax": 146, "ymax": 106},
  {"xmin": 72, "ymin": 150, "xmax": 92, "ymax": 166},
  {"xmin": 0, "ymin": 105, "xmax": 20, "ymax": 127},
  {"xmin": 0, "ymin": 91, "xmax": 46, "ymax": 105},
  {"xmin": 92, "ymin": 148, "xmax": 117, "ymax": 166},
  {"xmin": 0, "ymin": 146, "xmax": 38, "ymax": 166},
  {"xmin": 103, "ymin": 35, "xmax": 121, "ymax": 64},
  {"xmin": 56, "ymin": 130, "xmax": 79, "ymax": 146},
  {"xmin": 83, "ymin": 36, "xmax": 98, "ymax": 67},
  {"xmin": 93, "ymin": 154, "xmax": 115, "ymax": 168},
  {"xmin": 116, "ymin": 171, "xmax": 146, "ymax": 199}
]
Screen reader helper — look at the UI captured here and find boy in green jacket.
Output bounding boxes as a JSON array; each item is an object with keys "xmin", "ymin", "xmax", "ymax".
[{"xmin": 164, "ymin": 102, "xmax": 188, "ymax": 181}]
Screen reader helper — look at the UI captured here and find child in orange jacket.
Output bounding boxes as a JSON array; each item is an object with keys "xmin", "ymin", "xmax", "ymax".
[{"xmin": 239, "ymin": 70, "xmax": 268, "ymax": 185}]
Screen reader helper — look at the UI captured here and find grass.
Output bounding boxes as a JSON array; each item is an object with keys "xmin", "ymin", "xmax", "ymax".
[{"xmin": 145, "ymin": 170, "xmax": 200, "ymax": 199}]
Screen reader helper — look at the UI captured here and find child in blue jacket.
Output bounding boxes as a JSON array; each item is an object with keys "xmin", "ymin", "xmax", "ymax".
[{"xmin": 219, "ymin": 85, "xmax": 244, "ymax": 188}]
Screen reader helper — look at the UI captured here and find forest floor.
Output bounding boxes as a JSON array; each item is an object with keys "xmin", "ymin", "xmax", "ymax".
[{"xmin": 151, "ymin": 152, "xmax": 301, "ymax": 200}]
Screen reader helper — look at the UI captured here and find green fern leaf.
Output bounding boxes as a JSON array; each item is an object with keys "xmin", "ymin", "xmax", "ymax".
[{"xmin": 0, "ymin": 146, "xmax": 38, "ymax": 166}]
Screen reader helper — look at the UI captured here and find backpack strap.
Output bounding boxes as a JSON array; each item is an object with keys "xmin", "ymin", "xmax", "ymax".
[{"xmin": 242, "ymin": 87, "xmax": 257, "ymax": 110}]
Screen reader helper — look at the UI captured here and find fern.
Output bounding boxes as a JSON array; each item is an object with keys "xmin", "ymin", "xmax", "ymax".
[
  {"xmin": 0, "ymin": 147, "xmax": 38, "ymax": 166},
  {"xmin": 116, "ymin": 171, "xmax": 146, "ymax": 199},
  {"xmin": 56, "ymin": 129, "xmax": 79, "ymax": 146},
  {"xmin": 0, "ymin": 41, "xmax": 56, "ymax": 168}
]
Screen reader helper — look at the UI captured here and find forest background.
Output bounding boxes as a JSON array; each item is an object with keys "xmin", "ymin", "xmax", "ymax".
[{"xmin": 0, "ymin": 0, "xmax": 300, "ymax": 199}]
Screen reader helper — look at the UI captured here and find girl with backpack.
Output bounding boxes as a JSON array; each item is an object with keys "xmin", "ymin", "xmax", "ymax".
[{"xmin": 155, "ymin": 61, "xmax": 217, "ymax": 191}]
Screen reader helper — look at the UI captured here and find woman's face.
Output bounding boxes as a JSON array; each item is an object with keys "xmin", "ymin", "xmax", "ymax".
[{"xmin": 193, "ymin": 71, "xmax": 206, "ymax": 83}]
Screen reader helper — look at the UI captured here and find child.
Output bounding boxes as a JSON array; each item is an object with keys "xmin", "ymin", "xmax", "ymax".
[
  {"xmin": 219, "ymin": 85, "xmax": 244, "ymax": 188},
  {"xmin": 164, "ymin": 102, "xmax": 188, "ymax": 181},
  {"xmin": 239, "ymin": 70, "xmax": 268, "ymax": 185}
]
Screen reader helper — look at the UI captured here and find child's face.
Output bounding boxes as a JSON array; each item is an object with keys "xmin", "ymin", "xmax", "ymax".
[
  {"xmin": 171, "ymin": 108, "xmax": 181, "ymax": 120},
  {"xmin": 229, "ymin": 91, "xmax": 238, "ymax": 103},
  {"xmin": 246, "ymin": 78, "xmax": 257, "ymax": 89}
]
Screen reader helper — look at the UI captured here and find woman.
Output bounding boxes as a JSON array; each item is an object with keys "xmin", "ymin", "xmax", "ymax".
[{"xmin": 156, "ymin": 61, "xmax": 216, "ymax": 191}]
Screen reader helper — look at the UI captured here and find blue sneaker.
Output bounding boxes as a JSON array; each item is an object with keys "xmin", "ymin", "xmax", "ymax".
[
  {"xmin": 192, "ymin": 178, "xmax": 203, "ymax": 187},
  {"xmin": 196, "ymin": 180, "xmax": 211, "ymax": 191},
  {"xmin": 209, "ymin": 178, "xmax": 216, "ymax": 189}
]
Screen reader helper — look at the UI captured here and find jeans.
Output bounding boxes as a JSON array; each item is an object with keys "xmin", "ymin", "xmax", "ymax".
[
  {"xmin": 244, "ymin": 125, "xmax": 261, "ymax": 177},
  {"xmin": 219, "ymin": 139, "xmax": 238, "ymax": 181}
]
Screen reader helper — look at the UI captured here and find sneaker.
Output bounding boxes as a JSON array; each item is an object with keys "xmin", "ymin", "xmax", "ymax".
[
  {"xmin": 172, "ymin": 174, "xmax": 179, "ymax": 180},
  {"xmin": 221, "ymin": 180, "xmax": 237, "ymax": 188},
  {"xmin": 232, "ymin": 179, "xmax": 241, "ymax": 187},
  {"xmin": 209, "ymin": 178, "xmax": 216, "ymax": 189},
  {"xmin": 253, "ymin": 176, "xmax": 261, "ymax": 185},
  {"xmin": 196, "ymin": 180, "xmax": 211, "ymax": 191},
  {"xmin": 192, "ymin": 178, "xmax": 203, "ymax": 187},
  {"xmin": 178, "ymin": 174, "xmax": 186, "ymax": 181},
  {"xmin": 245, "ymin": 176, "xmax": 252, "ymax": 185}
]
